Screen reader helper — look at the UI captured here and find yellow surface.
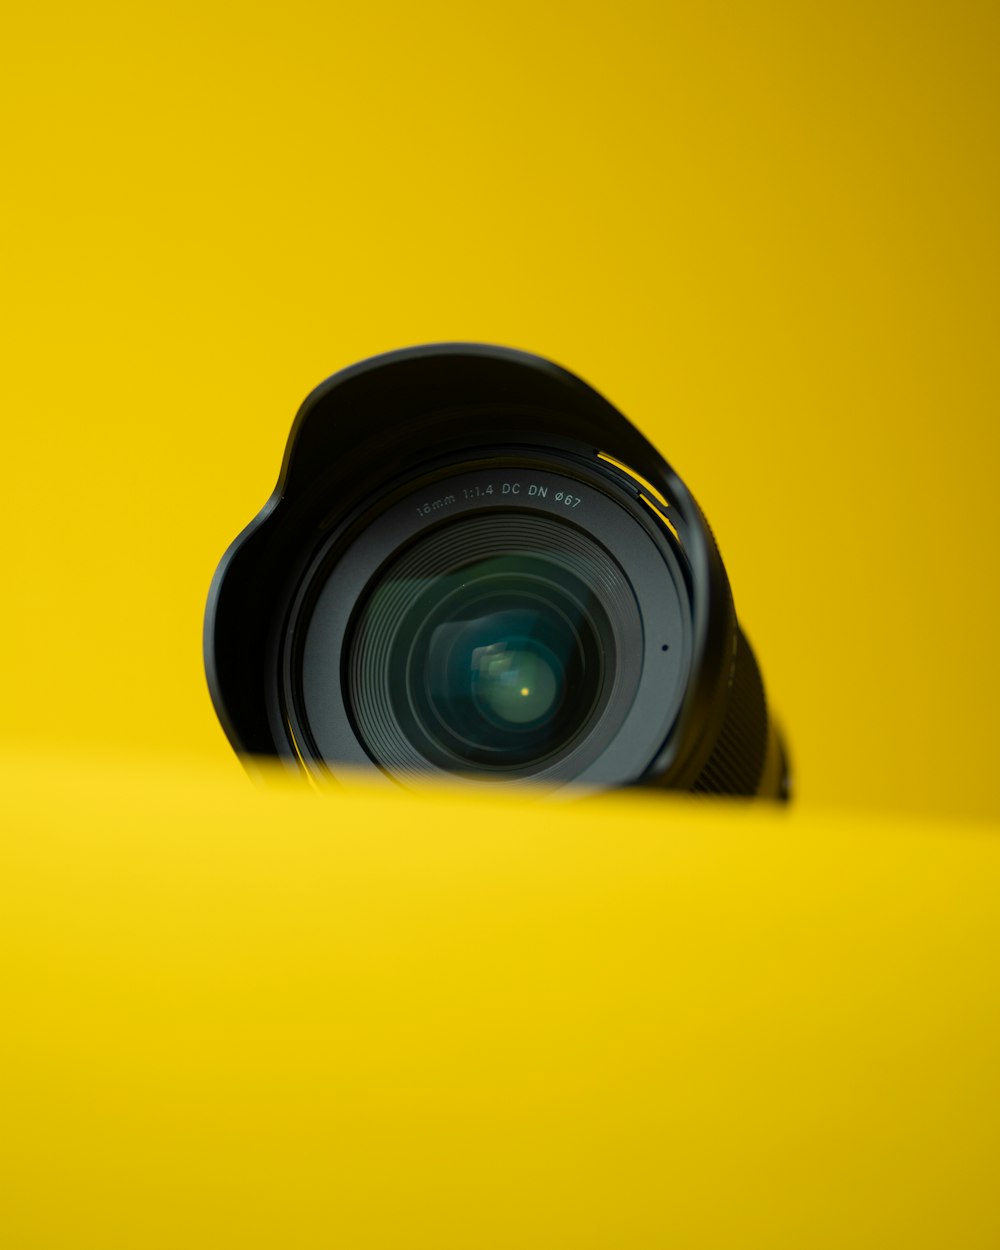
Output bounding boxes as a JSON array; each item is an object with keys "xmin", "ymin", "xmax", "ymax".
[
  {"xmin": 2, "ymin": 752, "xmax": 999, "ymax": 1247},
  {"xmin": 1, "ymin": 1, "xmax": 998, "ymax": 819}
]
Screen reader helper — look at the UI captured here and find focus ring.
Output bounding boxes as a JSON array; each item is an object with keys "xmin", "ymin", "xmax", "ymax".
[{"xmin": 692, "ymin": 628, "xmax": 769, "ymax": 797}]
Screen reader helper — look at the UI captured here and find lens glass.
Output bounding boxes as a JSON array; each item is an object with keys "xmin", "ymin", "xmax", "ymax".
[
  {"xmin": 407, "ymin": 570, "xmax": 604, "ymax": 769},
  {"xmin": 344, "ymin": 513, "xmax": 642, "ymax": 780},
  {"xmin": 469, "ymin": 629, "xmax": 559, "ymax": 727}
]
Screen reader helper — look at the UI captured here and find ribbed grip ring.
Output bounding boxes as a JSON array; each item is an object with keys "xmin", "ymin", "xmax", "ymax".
[{"xmin": 692, "ymin": 627, "xmax": 769, "ymax": 797}]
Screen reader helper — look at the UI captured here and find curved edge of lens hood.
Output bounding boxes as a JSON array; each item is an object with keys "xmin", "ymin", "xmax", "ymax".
[{"xmin": 205, "ymin": 343, "xmax": 735, "ymax": 783}]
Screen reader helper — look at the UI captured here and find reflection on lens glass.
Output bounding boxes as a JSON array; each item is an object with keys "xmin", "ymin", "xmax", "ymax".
[
  {"xmin": 421, "ymin": 600, "xmax": 586, "ymax": 765},
  {"xmin": 426, "ymin": 608, "xmax": 564, "ymax": 738},
  {"xmin": 473, "ymin": 641, "xmax": 559, "ymax": 726}
]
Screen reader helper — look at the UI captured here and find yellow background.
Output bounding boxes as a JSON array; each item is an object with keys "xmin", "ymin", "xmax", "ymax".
[
  {"xmin": 3, "ymin": 4, "xmax": 1000, "ymax": 1246},
  {"xmin": 2, "ymin": 0, "xmax": 998, "ymax": 820}
]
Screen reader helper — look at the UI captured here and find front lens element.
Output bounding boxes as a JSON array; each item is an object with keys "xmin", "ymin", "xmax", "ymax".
[
  {"xmin": 431, "ymin": 610, "xmax": 564, "ymax": 731},
  {"xmin": 414, "ymin": 581, "xmax": 603, "ymax": 768},
  {"xmin": 470, "ymin": 632, "xmax": 560, "ymax": 727},
  {"xmin": 345, "ymin": 513, "xmax": 645, "ymax": 782}
]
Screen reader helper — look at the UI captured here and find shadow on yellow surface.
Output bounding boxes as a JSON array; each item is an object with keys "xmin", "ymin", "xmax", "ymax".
[{"xmin": 3, "ymin": 751, "xmax": 998, "ymax": 1247}]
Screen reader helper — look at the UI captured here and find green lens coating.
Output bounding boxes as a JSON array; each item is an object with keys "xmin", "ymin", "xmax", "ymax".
[{"xmin": 473, "ymin": 641, "xmax": 559, "ymax": 726}]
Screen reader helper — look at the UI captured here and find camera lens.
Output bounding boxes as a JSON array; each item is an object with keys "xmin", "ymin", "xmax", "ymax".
[
  {"xmin": 205, "ymin": 344, "xmax": 789, "ymax": 799},
  {"xmin": 343, "ymin": 513, "xmax": 635, "ymax": 781}
]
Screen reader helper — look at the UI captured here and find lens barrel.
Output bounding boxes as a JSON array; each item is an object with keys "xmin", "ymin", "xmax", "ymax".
[{"xmin": 205, "ymin": 344, "xmax": 789, "ymax": 799}]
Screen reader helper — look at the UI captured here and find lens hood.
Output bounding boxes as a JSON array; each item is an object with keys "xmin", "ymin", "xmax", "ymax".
[{"xmin": 205, "ymin": 344, "xmax": 788, "ymax": 798}]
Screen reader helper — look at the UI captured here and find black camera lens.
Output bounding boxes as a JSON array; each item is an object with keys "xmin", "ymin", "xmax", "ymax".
[{"xmin": 205, "ymin": 344, "xmax": 789, "ymax": 799}]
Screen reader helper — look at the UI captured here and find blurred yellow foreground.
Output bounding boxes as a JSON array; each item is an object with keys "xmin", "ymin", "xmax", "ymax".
[{"xmin": 2, "ymin": 752, "xmax": 997, "ymax": 1248}]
